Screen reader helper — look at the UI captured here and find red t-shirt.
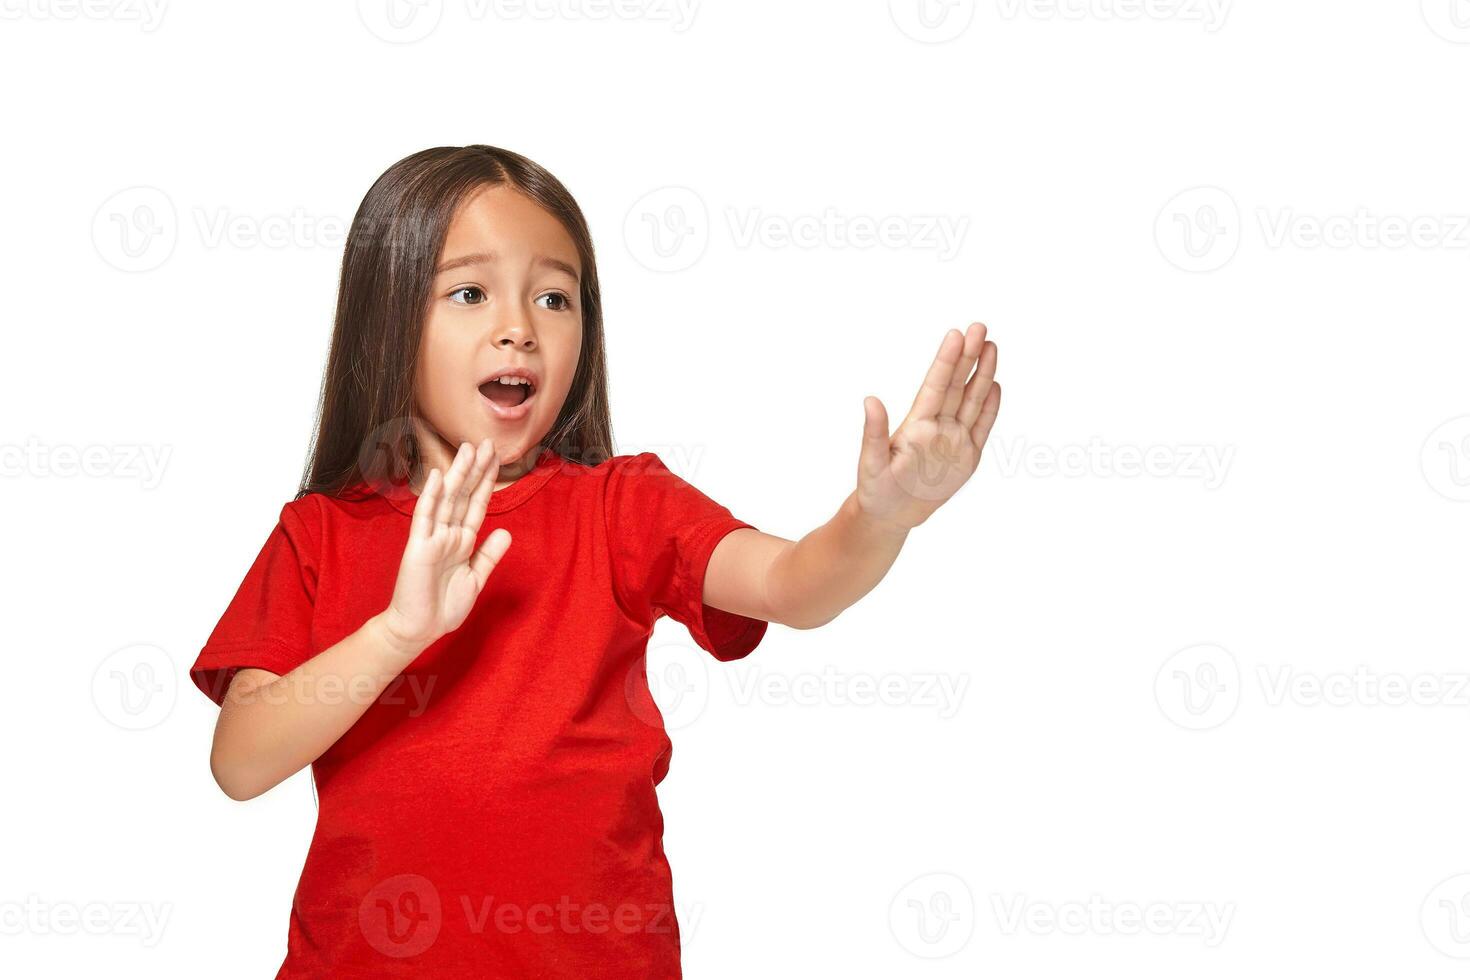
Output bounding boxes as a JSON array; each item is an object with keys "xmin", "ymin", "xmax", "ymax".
[{"xmin": 190, "ymin": 449, "xmax": 768, "ymax": 978}]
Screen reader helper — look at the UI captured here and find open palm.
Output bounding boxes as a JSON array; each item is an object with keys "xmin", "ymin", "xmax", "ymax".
[
  {"xmin": 856, "ymin": 322, "xmax": 1002, "ymax": 532},
  {"xmin": 383, "ymin": 438, "xmax": 512, "ymax": 652}
]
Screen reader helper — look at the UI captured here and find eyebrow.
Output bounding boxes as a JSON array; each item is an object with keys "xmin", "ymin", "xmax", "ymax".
[{"xmin": 434, "ymin": 250, "xmax": 580, "ymax": 281}]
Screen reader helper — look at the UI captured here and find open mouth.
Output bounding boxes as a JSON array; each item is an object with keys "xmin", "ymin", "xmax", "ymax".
[
  {"xmin": 478, "ymin": 369, "xmax": 539, "ymax": 418},
  {"xmin": 479, "ymin": 377, "xmax": 535, "ymax": 407}
]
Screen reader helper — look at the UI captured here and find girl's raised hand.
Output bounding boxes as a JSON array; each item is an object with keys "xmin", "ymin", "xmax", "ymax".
[
  {"xmin": 856, "ymin": 323, "xmax": 1002, "ymax": 533},
  {"xmin": 381, "ymin": 438, "xmax": 512, "ymax": 655}
]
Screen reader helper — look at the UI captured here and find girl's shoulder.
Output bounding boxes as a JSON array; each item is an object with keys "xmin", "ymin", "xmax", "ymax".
[
  {"xmin": 590, "ymin": 450, "xmax": 681, "ymax": 477},
  {"xmin": 279, "ymin": 482, "xmax": 397, "ymax": 530},
  {"xmin": 541, "ymin": 449, "xmax": 672, "ymax": 484},
  {"xmin": 561, "ymin": 451, "xmax": 693, "ymax": 499}
]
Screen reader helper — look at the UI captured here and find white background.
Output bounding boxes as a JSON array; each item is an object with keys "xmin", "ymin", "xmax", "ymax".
[{"xmin": 4, "ymin": 1, "xmax": 1469, "ymax": 976}]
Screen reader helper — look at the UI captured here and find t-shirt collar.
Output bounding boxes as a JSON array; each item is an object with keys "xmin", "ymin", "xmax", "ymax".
[{"xmin": 366, "ymin": 445, "xmax": 563, "ymax": 518}]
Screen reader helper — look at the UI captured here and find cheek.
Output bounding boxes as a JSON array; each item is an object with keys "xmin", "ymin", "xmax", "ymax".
[
  {"xmin": 553, "ymin": 331, "xmax": 583, "ymax": 391},
  {"xmin": 414, "ymin": 322, "xmax": 469, "ymax": 412}
]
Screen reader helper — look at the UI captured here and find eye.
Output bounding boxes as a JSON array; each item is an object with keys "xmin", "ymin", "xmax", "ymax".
[
  {"xmin": 536, "ymin": 291, "xmax": 573, "ymax": 312},
  {"xmin": 448, "ymin": 286, "xmax": 486, "ymax": 306}
]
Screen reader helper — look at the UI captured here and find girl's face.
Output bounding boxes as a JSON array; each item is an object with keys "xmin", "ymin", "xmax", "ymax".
[{"xmin": 413, "ymin": 184, "xmax": 583, "ymax": 481}]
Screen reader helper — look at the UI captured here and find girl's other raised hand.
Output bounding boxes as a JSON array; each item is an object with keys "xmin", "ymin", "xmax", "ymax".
[
  {"xmin": 856, "ymin": 322, "xmax": 1002, "ymax": 533},
  {"xmin": 381, "ymin": 438, "xmax": 512, "ymax": 656}
]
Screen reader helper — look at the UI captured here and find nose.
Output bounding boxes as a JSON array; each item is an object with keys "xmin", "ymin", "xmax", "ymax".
[{"xmin": 491, "ymin": 315, "xmax": 537, "ymax": 352}]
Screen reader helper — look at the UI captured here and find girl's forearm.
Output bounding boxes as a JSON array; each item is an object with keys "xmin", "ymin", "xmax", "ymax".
[
  {"xmin": 209, "ymin": 612, "xmax": 424, "ymax": 801},
  {"xmin": 765, "ymin": 491, "xmax": 910, "ymax": 630}
]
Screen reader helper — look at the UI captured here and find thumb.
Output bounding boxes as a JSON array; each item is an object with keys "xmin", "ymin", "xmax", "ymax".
[
  {"xmin": 469, "ymin": 528, "xmax": 512, "ymax": 590},
  {"xmin": 859, "ymin": 396, "xmax": 891, "ymax": 480}
]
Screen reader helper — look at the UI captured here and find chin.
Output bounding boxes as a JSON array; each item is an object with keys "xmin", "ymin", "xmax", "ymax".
[{"xmin": 489, "ymin": 436, "xmax": 538, "ymax": 468}]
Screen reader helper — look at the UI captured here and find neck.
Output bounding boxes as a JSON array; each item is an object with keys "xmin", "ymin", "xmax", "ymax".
[{"xmin": 409, "ymin": 425, "xmax": 543, "ymax": 495}]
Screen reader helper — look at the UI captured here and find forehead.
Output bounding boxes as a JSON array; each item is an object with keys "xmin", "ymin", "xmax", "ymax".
[{"xmin": 441, "ymin": 183, "xmax": 580, "ymax": 274}]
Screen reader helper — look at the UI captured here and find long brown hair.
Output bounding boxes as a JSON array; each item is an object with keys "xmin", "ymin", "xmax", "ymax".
[{"xmin": 298, "ymin": 145, "xmax": 614, "ymax": 500}]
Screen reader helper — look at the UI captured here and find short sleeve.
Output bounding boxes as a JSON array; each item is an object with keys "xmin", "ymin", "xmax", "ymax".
[
  {"xmin": 604, "ymin": 452, "xmax": 768, "ymax": 662},
  {"xmin": 189, "ymin": 500, "xmax": 319, "ymax": 705}
]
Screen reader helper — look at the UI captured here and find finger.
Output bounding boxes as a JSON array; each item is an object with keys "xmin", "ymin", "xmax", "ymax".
[
  {"xmin": 412, "ymin": 468, "xmax": 441, "ymax": 539},
  {"xmin": 450, "ymin": 439, "xmax": 491, "ymax": 528},
  {"xmin": 470, "ymin": 528, "xmax": 512, "ymax": 590},
  {"xmin": 940, "ymin": 322, "xmax": 987, "ymax": 419},
  {"xmin": 970, "ymin": 381, "xmax": 1002, "ymax": 451},
  {"xmin": 906, "ymin": 329, "xmax": 964, "ymax": 424},
  {"xmin": 859, "ymin": 396, "xmax": 891, "ymax": 481},
  {"xmin": 434, "ymin": 442, "xmax": 472, "ymax": 527},
  {"xmin": 463, "ymin": 441, "xmax": 501, "ymax": 541},
  {"xmin": 956, "ymin": 340, "xmax": 998, "ymax": 431}
]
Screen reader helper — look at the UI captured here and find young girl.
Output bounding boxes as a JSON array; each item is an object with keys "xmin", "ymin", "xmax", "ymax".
[{"xmin": 191, "ymin": 144, "xmax": 1001, "ymax": 978}]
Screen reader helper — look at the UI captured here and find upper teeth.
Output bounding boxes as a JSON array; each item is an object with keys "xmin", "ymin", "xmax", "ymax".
[{"xmin": 491, "ymin": 376, "xmax": 529, "ymax": 385}]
